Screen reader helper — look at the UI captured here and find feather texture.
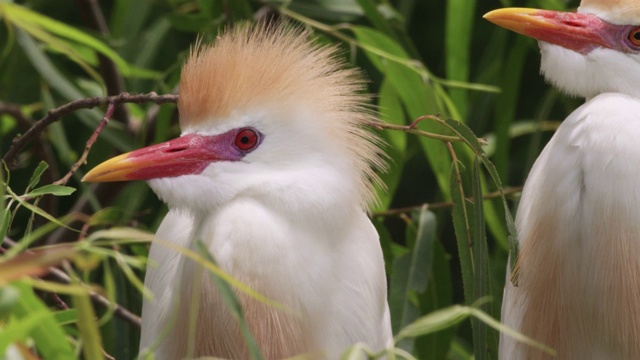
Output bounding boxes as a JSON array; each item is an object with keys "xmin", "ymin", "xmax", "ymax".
[
  {"xmin": 500, "ymin": 93, "xmax": 640, "ymax": 359},
  {"xmin": 179, "ymin": 22, "xmax": 386, "ymax": 207},
  {"xmin": 138, "ymin": 21, "xmax": 392, "ymax": 359},
  {"xmin": 579, "ymin": 0, "xmax": 640, "ymax": 24}
]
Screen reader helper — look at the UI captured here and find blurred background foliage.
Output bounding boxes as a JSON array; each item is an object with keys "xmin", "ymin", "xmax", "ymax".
[{"xmin": 0, "ymin": 0, "xmax": 581, "ymax": 359}]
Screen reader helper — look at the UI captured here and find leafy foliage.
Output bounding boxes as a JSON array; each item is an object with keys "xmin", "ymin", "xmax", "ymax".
[{"xmin": 0, "ymin": 0, "xmax": 580, "ymax": 359}]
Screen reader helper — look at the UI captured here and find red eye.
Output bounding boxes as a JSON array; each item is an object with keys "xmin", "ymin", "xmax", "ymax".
[
  {"xmin": 629, "ymin": 27, "xmax": 640, "ymax": 46},
  {"xmin": 234, "ymin": 128, "xmax": 259, "ymax": 151}
]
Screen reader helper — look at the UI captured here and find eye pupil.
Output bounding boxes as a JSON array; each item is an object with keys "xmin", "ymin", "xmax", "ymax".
[
  {"xmin": 629, "ymin": 28, "xmax": 640, "ymax": 46},
  {"xmin": 241, "ymin": 136, "xmax": 249, "ymax": 144}
]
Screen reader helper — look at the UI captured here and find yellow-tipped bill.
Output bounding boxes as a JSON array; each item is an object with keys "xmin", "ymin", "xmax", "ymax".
[{"xmin": 484, "ymin": 7, "xmax": 621, "ymax": 54}]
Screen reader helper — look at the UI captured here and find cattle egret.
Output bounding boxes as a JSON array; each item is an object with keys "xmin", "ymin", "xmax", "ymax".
[
  {"xmin": 485, "ymin": 1, "xmax": 640, "ymax": 358},
  {"xmin": 83, "ymin": 22, "xmax": 392, "ymax": 359}
]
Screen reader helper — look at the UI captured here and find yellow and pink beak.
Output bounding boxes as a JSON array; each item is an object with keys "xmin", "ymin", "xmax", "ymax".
[
  {"xmin": 82, "ymin": 129, "xmax": 257, "ymax": 183},
  {"xmin": 484, "ymin": 8, "xmax": 627, "ymax": 55}
]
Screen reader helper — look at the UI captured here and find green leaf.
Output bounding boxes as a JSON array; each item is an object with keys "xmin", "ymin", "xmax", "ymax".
[
  {"xmin": 53, "ymin": 308, "xmax": 78, "ymax": 325},
  {"xmin": 0, "ymin": 286, "xmax": 19, "ymax": 320},
  {"xmin": 72, "ymin": 291, "xmax": 104, "ymax": 360},
  {"xmin": 352, "ymin": 26, "xmax": 452, "ymax": 198},
  {"xmin": 396, "ymin": 305, "xmax": 472, "ymax": 341},
  {"xmin": 16, "ymin": 29, "xmax": 85, "ymax": 100},
  {"xmin": 389, "ymin": 206, "xmax": 436, "ymax": 349},
  {"xmin": 415, "ymin": 241, "xmax": 455, "ymax": 359},
  {"xmin": 12, "ymin": 281, "xmax": 75, "ymax": 358},
  {"xmin": 471, "ymin": 156, "xmax": 496, "ymax": 360},
  {"xmin": 373, "ymin": 79, "xmax": 406, "ymax": 212},
  {"xmin": 445, "ymin": 0, "xmax": 476, "ymax": 119},
  {"xmin": 27, "ymin": 161, "xmax": 48, "ymax": 190},
  {"xmin": 25, "ymin": 184, "xmax": 76, "ymax": 197},
  {"xmin": 5, "ymin": 185, "xmax": 76, "ymax": 231},
  {"xmin": 450, "ymin": 160, "xmax": 473, "ymax": 303},
  {"xmin": 2, "ymin": 2, "xmax": 142, "ymax": 77},
  {"xmin": 0, "ymin": 209, "xmax": 12, "ymax": 245},
  {"xmin": 0, "ymin": 309, "xmax": 52, "ymax": 354}
]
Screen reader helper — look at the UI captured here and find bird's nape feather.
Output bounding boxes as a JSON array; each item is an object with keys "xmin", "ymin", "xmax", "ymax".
[
  {"xmin": 178, "ymin": 21, "xmax": 387, "ymax": 207},
  {"xmin": 579, "ymin": 0, "xmax": 640, "ymax": 23}
]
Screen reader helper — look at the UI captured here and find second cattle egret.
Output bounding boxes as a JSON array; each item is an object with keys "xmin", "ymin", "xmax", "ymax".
[
  {"xmin": 486, "ymin": 1, "xmax": 640, "ymax": 359},
  {"xmin": 83, "ymin": 23, "xmax": 392, "ymax": 359}
]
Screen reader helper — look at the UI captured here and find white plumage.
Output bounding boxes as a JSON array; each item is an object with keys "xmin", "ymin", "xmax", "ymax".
[
  {"xmin": 83, "ymin": 22, "xmax": 391, "ymax": 359},
  {"xmin": 486, "ymin": 2, "xmax": 640, "ymax": 358}
]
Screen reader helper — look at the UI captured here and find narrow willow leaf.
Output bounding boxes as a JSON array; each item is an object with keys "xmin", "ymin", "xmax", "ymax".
[
  {"xmin": 445, "ymin": 0, "xmax": 476, "ymax": 119},
  {"xmin": 414, "ymin": 241, "xmax": 454, "ymax": 359},
  {"xmin": 0, "ymin": 286, "xmax": 19, "ymax": 320},
  {"xmin": 53, "ymin": 308, "xmax": 78, "ymax": 325},
  {"xmin": 6, "ymin": 185, "xmax": 75, "ymax": 230},
  {"xmin": 98, "ymin": 260, "xmax": 117, "ymax": 326},
  {"xmin": 340, "ymin": 342, "xmax": 368, "ymax": 360},
  {"xmin": 22, "ymin": 277, "xmax": 91, "ymax": 296},
  {"xmin": 16, "ymin": 29, "xmax": 85, "ymax": 100},
  {"xmin": 72, "ymin": 291, "xmax": 104, "ymax": 360},
  {"xmin": 25, "ymin": 184, "xmax": 76, "ymax": 197},
  {"xmin": 352, "ymin": 26, "xmax": 452, "ymax": 198},
  {"xmin": 114, "ymin": 251, "xmax": 152, "ymax": 299},
  {"xmin": 373, "ymin": 79, "xmax": 406, "ymax": 212},
  {"xmin": 12, "ymin": 281, "xmax": 74, "ymax": 357},
  {"xmin": 0, "ymin": 310, "xmax": 51, "ymax": 355},
  {"xmin": 85, "ymin": 227, "xmax": 155, "ymax": 244},
  {"xmin": 0, "ymin": 210, "xmax": 11, "ymax": 245},
  {"xmin": 493, "ymin": 37, "xmax": 529, "ymax": 182},
  {"xmin": 440, "ymin": 118, "xmax": 519, "ymax": 275},
  {"xmin": 469, "ymin": 308, "xmax": 555, "ymax": 356},
  {"xmin": 449, "ymin": 161, "xmax": 473, "ymax": 302},
  {"xmin": 471, "ymin": 156, "xmax": 495, "ymax": 360},
  {"xmin": 389, "ymin": 207, "xmax": 436, "ymax": 351},
  {"xmin": 151, "ymin": 237, "xmax": 281, "ymax": 308},
  {"xmin": 27, "ymin": 161, "xmax": 48, "ymax": 190},
  {"xmin": 355, "ymin": 0, "xmax": 397, "ymax": 38},
  {"xmin": 395, "ymin": 305, "xmax": 471, "ymax": 341},
  {"xmin": 2, "ymin": 2, "xmax": 137, "ymax": 76},
  {"xmin": 195, "ymin": 240, "xmax": 264, "ymax": 360},
  {"xmin": 0, "ymin": 244, "xmax": 76, "ymax": 284}
]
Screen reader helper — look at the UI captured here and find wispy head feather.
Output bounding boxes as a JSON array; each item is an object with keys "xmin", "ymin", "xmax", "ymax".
[{"xmin": 178, "ymin": 21, "xmax": 386, "ymax": 207}]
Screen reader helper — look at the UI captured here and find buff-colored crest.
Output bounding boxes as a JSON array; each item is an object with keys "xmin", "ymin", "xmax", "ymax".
[
  {"xmin": 579, "ymin": 0, "xmax": 640, "ymax": 24},
  {"xmin": 178, "ymin": 21, "xmax": 386, "ymax": 206}
]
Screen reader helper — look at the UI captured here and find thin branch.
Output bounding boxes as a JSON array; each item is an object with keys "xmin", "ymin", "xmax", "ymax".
[
  {"xmin": 2, "ymin": 237, "xmax": 142, "ymax": 327},
  {"xmin": 0, "ymin": 101, "xmax": 60, "ymax": 217},
  {"xmin": 3, "ymin": 92, "xmax": 179, "ymax": 168},
  {"xmin": 75, "ymin": 0, "xmax": 131, "ymax": 127},
  {"xmin": 54, "ymin": 102, "xmax": 116, "ymax": 186},
  {"xmin": 365, "ymin": 114, "xmax": 488, "ymax": 145},
  {"xmin": 372, "ymin": 186, "xmax": 523, "ymax": 217}
]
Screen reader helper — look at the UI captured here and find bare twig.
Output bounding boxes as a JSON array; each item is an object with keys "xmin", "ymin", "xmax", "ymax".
[
  {"xmin": 3, "ymin": 92, "xmax": 179, "ymax": 168},
  {"xmin": 54, "ymin": 102, "xmax": 116, "ymax": 186},
  {"xmin": 2, "ymin": 237, "xmax": 142, "ymax": 327},
  {"xmin": 0, "ymin": 101, "xmax": 60, "ymax": 217},
  {"xmin": 364, "ymin": 114, "xmax": 488, "ymax": 145},
  {"xmin": 372, "ymin": 186, "xmax": 523, "ymax": 217},
  {"xmin": 75, "ymin": 0, "xmax": 130, "ymax": 127}
]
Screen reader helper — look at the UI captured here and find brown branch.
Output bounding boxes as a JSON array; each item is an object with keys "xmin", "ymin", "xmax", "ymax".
[
  {"xmin": 0, "ymin": 101, "xmax": 60, "ymax": 218},
  {"xmin": 372, "ymin": 186, "xmax": 523, "ymax": 217},
  {"xmin": 54, "ymin": 102, "xmax": 116, "ymax": 186},
  {"xmin": 3, "ymin": 92, "xmax": 179, "ymax": 168},
  {"xmin": 2, "ymin": 237, "xmax": 142, "ymax": 328},
  {"xmin": 364, "ymin": 115, "xmax": 488, "ymax": 145},
  {"xmin": 75, "ymin": 0, "xmax": 130, "ymax": 127}
]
